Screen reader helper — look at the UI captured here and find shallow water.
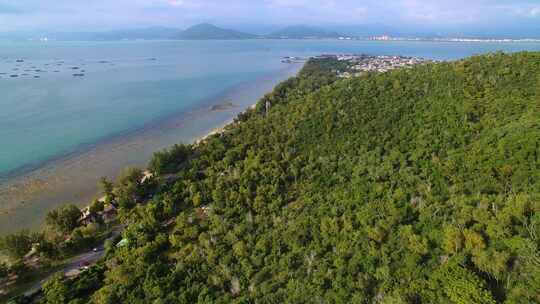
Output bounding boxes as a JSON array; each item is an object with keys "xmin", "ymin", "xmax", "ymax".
[
  {"xmin": 1, "ymin": 39, "xmax": 540, "ymax": 234},
  {"xmin": 0, "ymin": 64, "xmax": 301, "ymax": 234},
  {"xmin": 0, "ymin": 41, "xmax": 290, "ymax": 177}
]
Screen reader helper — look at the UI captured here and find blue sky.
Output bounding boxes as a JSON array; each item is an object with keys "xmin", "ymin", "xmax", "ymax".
[{"xmin": 0, "ymin": 0, "xmax": 539, "ymax": 36}]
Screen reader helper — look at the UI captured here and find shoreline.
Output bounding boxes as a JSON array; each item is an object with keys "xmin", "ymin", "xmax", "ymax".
[
  {"xmin": 0, "ymin": 62, "xmax": 303, "ymax": 235},
  {"xmin": 0, "ymin": 68, "xmax": 284, "ymax": 183}
]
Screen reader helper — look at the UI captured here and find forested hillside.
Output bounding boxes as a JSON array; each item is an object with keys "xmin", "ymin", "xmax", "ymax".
[{"xmin": 32, "ymin": 52, "xmax": 540, "ymax": 303}]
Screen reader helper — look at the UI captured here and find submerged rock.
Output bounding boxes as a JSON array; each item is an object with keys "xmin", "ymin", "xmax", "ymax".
[{"xmin": 210, "ymin": 102, "xmax": 236, "ymax": 111}]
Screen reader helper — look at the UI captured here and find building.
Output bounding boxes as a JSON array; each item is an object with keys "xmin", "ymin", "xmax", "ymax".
[{"xmin": 101, "ymin": 204, "xmax": 118, "ymax": 223}]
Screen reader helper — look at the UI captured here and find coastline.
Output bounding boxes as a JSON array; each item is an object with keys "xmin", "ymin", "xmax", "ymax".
[{"xmin": 0, "ymin": 62, "xmax": 303, "ymax": 235}]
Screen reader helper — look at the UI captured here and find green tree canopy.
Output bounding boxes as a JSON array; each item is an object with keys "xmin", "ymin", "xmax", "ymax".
[
  {"xmin": 45, "ymin": 204, "xmax": 82, "ymax": 235},
  {"xmin": 0, "ymin": 230, "xmax": 36, "ymax": 259},
  {"xmin": 25, "ymin": 52, "xmax": 540, "ymax": 303}
]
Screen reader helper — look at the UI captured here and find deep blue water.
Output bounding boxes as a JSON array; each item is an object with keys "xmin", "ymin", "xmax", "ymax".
[{"xmin": 1, "ymin": 39, "xmax": 540, "ymax": 177}]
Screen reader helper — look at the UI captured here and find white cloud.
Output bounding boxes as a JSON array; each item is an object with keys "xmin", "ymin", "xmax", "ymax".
[
  {"xmin": 0, "ymin": 0, "xmax": 538, "ymax": 33},
  {"xmin": 527, "ymin": 6, "xmax": 540, "ymax": 16}
]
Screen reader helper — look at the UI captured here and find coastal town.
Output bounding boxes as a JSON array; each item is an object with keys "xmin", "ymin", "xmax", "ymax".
[
  {"xmin": 332, "ymin": 54, "xmax": 430, "ymax": 77},
  {"xmin": 283, "ymin": 54, "xmax": 431, "ymax": 77},
  {"xmin": 369, "ymin": 35, "xmax": 540, "ymax": 42}
]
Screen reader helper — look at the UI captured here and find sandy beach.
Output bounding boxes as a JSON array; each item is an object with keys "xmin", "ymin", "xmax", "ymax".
[{"xmin": 0, "ymin": 62, "xmax": 302, "ymax": 235}]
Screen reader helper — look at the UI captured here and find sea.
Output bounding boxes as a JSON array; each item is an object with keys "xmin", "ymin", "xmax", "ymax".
[{"xmin": 1, "ymin": 39, "xmax": 540, "ymax": 234}]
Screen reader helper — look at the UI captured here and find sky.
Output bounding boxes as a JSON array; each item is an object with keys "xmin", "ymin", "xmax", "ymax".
[{"xmin": 0, "ymin": 0, "xmax": 539, "ymax": 37}]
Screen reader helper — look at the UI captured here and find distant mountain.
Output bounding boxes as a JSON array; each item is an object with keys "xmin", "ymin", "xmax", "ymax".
[
  {"xmin": 2, "ymin": 22, "xmax": 539, "ymax": 42},
  {"xmin": 328, "ymin": 24, "xmax": 403, "ymax": 38},
  {"xmin": 267, "ymin": 25, "xmax": 343, "ymax": 39},
  {"xmin": 21, "ymin": 27, "xmax": 181, "ymax": 41},
  {"xmin": 90, "ymin": 27, "xmax": 181, "ymax": 40},
  {"xmin": 175, "ymin": 23, "xmax": 257, "ymax": 40}
]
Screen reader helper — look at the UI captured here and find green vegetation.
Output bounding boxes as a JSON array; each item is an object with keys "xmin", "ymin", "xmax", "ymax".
[
  {"xmin": 0, "ymin": 231, "xmax": 37, "ymax": 260},
  {"xmin": 41, "ymin": 265, "xmax": 105, "ymax": 304},
  {"xmin": 45, "ymin": 205, "xmax": 82, "ymax": 236},
  {"xmin": 0, "ymin": 160, "xmax": 162, "ymax": 301},
  {"xmin": 114, "ymin": 168, "xmax": 155, "ymax": 211},
  {"xmin": 89, "ymin": 200, "xmax": 105, "ymax": 216},
  {"xmin": 99, "ymin": 177, "xmax": 114, "ymax": 202},
  {"xmin": 4, "ymin": 52, "xmax": 540, "ymax": 303},
  {"xmin": 1, "ymin": 182, "xmax": 132, "ymax": 301},
  {"xmin": 0, "ymin": 262, "xmax": 8, "ymax": 279},
  {"xmin": 148, "ymin": 144, "xmax": 192, "ymax": 176}
]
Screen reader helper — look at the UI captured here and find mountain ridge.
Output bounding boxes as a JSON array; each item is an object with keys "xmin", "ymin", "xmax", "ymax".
[
  {"xmin": 267, "ymin": 24, "xmax": 343, "ymax": 39},
  {"xmin": 174, "ymin": 23, "xmax": 257, "ymax": 40}
]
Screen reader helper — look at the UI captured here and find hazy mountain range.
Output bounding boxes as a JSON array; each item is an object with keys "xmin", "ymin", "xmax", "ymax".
[
  {"xmin": 174, "ymin": 23, "xmax": 257, "ymax": 40},
  {"xmin": 265, "ymin": 25, "xmax": 342, "ymax": 39},
  {"xmin": 2, "ymin": 23, "xmax": 346, "ymax": 41},
  {"xmin": 2, "ymin": 23, "xmax": 539, "ymax": 41}
]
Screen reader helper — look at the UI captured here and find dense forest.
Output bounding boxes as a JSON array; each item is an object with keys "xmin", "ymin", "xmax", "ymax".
[{"xmin": 7, "ymin": 51, "xmax": 540, "ymax": 303}]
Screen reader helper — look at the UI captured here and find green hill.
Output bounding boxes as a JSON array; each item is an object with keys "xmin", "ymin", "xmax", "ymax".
[
  {"xmin": 175, "ymin": 23, "xmax": 257, "ymax": 40},
  {"xmin": 23, "ymin": 52, "xmax": 540, "ymax": 303}
]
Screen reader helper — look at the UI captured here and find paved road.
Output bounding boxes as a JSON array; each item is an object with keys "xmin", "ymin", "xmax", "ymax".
[
  {"xmin": 23, "ymin": 226, "xmax": 123, "ymax": 297},
  {"xmin": 63, "ymin": 246, "xmax": 106, "ymax": 276},
  {"xmin": 22, "ymin": 249, "xmax": 104, "ymax": 297}
]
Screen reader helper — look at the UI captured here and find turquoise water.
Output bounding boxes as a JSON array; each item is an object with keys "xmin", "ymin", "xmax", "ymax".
[{"xmin": 1, "ymin": 39, "xmax": 540, "ymax": 178}]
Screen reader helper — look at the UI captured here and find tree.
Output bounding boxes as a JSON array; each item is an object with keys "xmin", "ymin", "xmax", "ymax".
[
  {"xmin": 426, "ymin": 261, "xmax": 497, "ymax": 304},
  {"xmin": 45, "ymin": 204, "xmax": 82, "ymax": 235},
  {"xmin": 99, "ymin": 177, "xmax": 115, "ymax": 203},
  {"xmin": 89, "ymin": 199, "xmax": 105, "ymax": 215},
  {"xmin": 0, "ymin": 262, "xmax": 8, "ymax": 279},
  {"xmin": 149, "ymin": 144, "xmax": 191, "ymax": 175},
  {"xmin": 115, "ymin": 167, "xmax": 145, "ymax": 210},
  {"xmin": 64, "ymin": 228, "xmax": 92, "ymax": 254},
  {"xmin": 443, "ymin": 226, "xmax": 464, "ymax": 255},
  {"xmin": 42, "ymin": 272, "xmax": 70, "ymax": 304},
  {"xmin": 36, "ymin": 236, "xmax": 60, "ymax": 260},
  {"xmin": 0, "ymin": 230, "xmax": 35, "ymax": 259}
]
